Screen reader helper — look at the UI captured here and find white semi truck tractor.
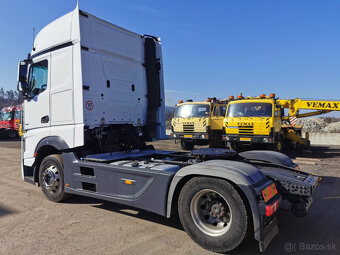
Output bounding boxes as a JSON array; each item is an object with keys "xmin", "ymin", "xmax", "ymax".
[{"xmin": 17, "ymin": 5, "xmax": 320, "ymax": 253}]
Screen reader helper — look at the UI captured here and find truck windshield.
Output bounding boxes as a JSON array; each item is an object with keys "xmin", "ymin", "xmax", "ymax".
[
  {"xmin": 14, "ymin": 110, "xmax": 21, "ymax": 120},
  {"xmin": 227, "ymin": 103, "xmax": 273, "ymax": 117},
  {"xmin": 0, "ymin": 112, "xmax": 12, "ymax": 121},
  {"xmin": 174, "ymin": 104, "xmax": 210, "ymax": 118}
]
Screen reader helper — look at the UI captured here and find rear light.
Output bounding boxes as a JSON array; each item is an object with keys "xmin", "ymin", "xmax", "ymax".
[
  {"xmin": 170, "ymin": 133, "xmax": 174, "ymax": 137},
  {"xmin": 294, "ymin": 165, "xmax": 300, "ymax": 170},
  {"xmin": 265, "ymin": 200, "xmax": 279, "ymax": 217}
]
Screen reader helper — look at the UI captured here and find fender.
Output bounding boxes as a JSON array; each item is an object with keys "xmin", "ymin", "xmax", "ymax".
[
  {"xmin": 166, "ymin": 159, "xmax": 270, "ymax": 242},
  {"xmin": 35, "ymin": 136, "xmax": 69, "ymax": 153},
  {"xmin": 239, "ymin": 150, "xmax": 298, "ymax": 168},
  {"xmin": 29, "ymin": 136, "xmax": 70, "ymax": 183}
]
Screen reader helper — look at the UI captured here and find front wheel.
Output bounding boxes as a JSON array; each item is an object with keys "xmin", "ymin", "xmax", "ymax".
[
  {"xmin": 269, "ymin": 138, "xmax": 283, "ymax": 152},
  {"xmin": 178, "ymin": 177, "xmax": 248, "ymax": 253},
  {"xmin": 39, "ymin": 154, "xmax": 68, "ymax": 202},
  {"xmin": 7, "ymin": 130, "xmax": 17, "ymax": 139}
]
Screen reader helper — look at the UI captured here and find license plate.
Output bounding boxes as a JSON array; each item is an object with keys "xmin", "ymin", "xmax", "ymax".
[
  {"xmin": 184, "ymin": 135, "xmax": 192, "ymax": 138},
  {"xmin": 240, "ymin": 137, "xmax": 251, "ymax": 141}
]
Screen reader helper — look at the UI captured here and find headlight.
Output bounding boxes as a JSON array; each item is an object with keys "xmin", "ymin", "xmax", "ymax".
[{"xmin": 263, "ymin": 138, "xmax": 269, "ymax": 143}]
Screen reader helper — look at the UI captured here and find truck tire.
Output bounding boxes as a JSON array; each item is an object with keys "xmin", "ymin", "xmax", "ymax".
[
  {"xmin": 230, "ymin": 142, "xmax": 241, "ymax": 152},
  {"xmin": 208, "ymin": 134, "xmax": 223, "ymax": 148},
  {"xmin": 181, "ymin": 139, "xmax": 194, "ymax": 150},
  {"xmin": 7, "ymin": 130, "xmax": 17, "ymax": 139},
  {"xmin": 178, "ymin": 177, "xmax": 248, "ymax": 253},
  {"xmin": 269, "ymin": 137, "xmax": 283, "ymax": 152},
  {"xmin": 39, "ymin": 154, "xmax": 68, "ymax": 202}
]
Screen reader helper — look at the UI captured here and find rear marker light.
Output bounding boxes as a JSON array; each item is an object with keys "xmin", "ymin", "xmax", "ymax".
[{"xmin": 265, "ymin": 200, "xmax": 279, "ymax": 217}]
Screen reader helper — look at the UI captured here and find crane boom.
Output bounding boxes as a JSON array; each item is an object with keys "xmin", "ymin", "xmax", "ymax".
[{"xmin": 278, "ymin": 98, "xmax": 340, "ymax": 116}]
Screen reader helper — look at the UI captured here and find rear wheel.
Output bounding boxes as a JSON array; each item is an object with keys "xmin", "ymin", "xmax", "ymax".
[
  {"xmin": 39, "ymin": 154, "xmax": 68, "ymax": 202},
  {"xmin": 181, "ymin": 139, "xmax": 194, "ymax": 150},
  {"xmin": 178, "ymin": 177, "xmax": 248, "ymax": 253}
]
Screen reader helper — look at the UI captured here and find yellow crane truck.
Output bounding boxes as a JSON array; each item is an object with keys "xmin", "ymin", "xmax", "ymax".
[
  {"xmin": 171, "ymin": 98, "xmax": 228, "ymax": 149},
  {"xmin": 223, "ymin": 93, "xmax": 340, "ymax": 151}
]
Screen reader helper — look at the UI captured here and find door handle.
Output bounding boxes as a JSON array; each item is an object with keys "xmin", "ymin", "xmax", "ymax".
[{"xmin": 41, "ymin": 116, "xmax": 49, "ymax": 123}]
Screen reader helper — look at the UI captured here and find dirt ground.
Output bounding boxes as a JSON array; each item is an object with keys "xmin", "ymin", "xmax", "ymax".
[{"xmin": 0, "ymin": 139, "xmax": 339, "ymax": 255}]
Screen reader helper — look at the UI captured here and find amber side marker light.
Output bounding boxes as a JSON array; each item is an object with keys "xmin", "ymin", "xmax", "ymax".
[
  {"xmin": 260, "ymin": 94, "xmax": 266, "ymax": 98},
  {"xmin": 178, "ymin": 100, "xmax": 183, "ymax": 103}
]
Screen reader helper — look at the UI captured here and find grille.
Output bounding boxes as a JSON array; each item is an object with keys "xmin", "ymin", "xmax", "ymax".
[
  {"xmin": 238, "ymin": 126, "xmax": 253, "ymax": 134},
  {"xmin": 183, "ymin": 124, "xmax": 194, "ymax": 132}
]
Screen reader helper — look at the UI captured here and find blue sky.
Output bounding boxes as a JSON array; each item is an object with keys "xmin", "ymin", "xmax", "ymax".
[{"xmin": 0, "ymin": 0, "xmax": 339, "ymax": 115}]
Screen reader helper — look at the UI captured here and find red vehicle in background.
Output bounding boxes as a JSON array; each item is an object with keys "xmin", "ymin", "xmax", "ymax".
[{"xmin": 0, "ymin": 104, "xmax": 22, "ymax": 138}]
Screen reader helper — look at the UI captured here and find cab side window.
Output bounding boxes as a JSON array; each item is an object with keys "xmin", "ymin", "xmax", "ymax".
[
  {"xmin": 220, "ymin": 106, "xmax": 227, "ymax": 116},
  {"xmin": 28, "ymin": 60, "xmax": 48, "ymax": 96},
  {"xmin": 213, "ymin": 106, "xmax": 219, "ymax": 116}
]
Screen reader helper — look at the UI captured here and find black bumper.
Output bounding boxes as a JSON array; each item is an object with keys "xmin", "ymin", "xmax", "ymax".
[
  {"xmin": 222, "ymin": 134, "xmax": 275, "ymax": 144},
  {"xmin": 173, "ymin": 132, "xmax": 208, "ymax": 140}
]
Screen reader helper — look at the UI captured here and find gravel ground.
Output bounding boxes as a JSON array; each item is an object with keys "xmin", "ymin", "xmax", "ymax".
[
  {"xmin": 297, "ymin": 118, "xmax": 340, "ymax": 133},
  {"xmin": 0, "ymin": 140, "xmax": 340, "ymax": 255}
]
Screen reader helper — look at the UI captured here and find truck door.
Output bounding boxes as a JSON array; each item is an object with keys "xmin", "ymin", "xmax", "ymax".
[
  {"xmin": 210, "ymin": 104, "xmax": 226, "ymax": 130},
  {"xmin": 24, "ymin": 55, "xmax": 51, "ymax": 130},
  {"xmin": 273, "ymin": 106, "xmax": 281, "ymax": 132}
]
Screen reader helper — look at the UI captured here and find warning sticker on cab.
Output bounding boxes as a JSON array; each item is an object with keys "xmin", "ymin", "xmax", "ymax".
[{"xmin": 262, "ymin": 183, "xmax": 278, "ymax": 202}]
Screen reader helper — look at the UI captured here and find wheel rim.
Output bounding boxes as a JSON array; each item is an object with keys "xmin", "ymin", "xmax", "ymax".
[
  {"xmin": 8, "ymin": 131, "xmax": 16, "ymax": 138},
  {"xmin": 190, "ymin": 189, "xmax": 232, "ymax": 236},
  {"xmin": 277, "ymin": 141, "xmax": 282, "ymax": 151},
  {"xmin": 42, "ymin": 164, "xmax": 60, "ymax": 193}
]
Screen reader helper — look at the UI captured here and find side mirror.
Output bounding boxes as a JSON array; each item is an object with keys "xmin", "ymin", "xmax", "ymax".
[{"xmin": 17, "ymin": 61, "xmax": 29, "ymax": 94}]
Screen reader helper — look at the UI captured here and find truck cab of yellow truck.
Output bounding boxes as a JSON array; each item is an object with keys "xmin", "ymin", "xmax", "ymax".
[
  {"xmin": 224, "ymin": 93, "xmax": 340, "ymax": 151},
  {"xmin": 223, "ymin": 94, "xmax": 287, "ymax": 151},
  {"xmin": 171, "ymin": 98, "xmax": 228, "ymax": 149}
]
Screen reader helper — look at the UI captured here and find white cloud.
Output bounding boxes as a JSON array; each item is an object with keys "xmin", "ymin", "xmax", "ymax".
[{"xmin": 129, "ymin": 4, "xmax": 160, "ymax": 14}]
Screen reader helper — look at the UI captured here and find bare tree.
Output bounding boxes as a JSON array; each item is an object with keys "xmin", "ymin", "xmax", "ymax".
[{"xmin": 0, "ymin": 87, "xmax": 23, "ymax": 109}]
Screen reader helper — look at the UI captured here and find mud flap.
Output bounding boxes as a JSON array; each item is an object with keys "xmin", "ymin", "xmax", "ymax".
[{"xmin": 259, "ymin": 215, "xmax": 279, "ymax": 252}]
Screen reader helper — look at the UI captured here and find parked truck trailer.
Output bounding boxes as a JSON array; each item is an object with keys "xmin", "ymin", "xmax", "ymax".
[{"xmin": 17, "ymin": 6, "xmax": 320, "ymax": 253}]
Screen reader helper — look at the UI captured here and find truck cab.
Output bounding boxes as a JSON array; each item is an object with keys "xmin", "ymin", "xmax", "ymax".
[
  {"xmin": 171, "ymin": 99, "xmax": 228, "ymax": 149},
  {"xmin": 16, "ymin": 6, "xmax": 320, "ymax": 254},
  {"xmin": 0, "ymin": 105, "xmax": 21, "ymax": 138},
  {"xmin": 223, "ymin": 94, "xmax": 303, "ymax": 151}
]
